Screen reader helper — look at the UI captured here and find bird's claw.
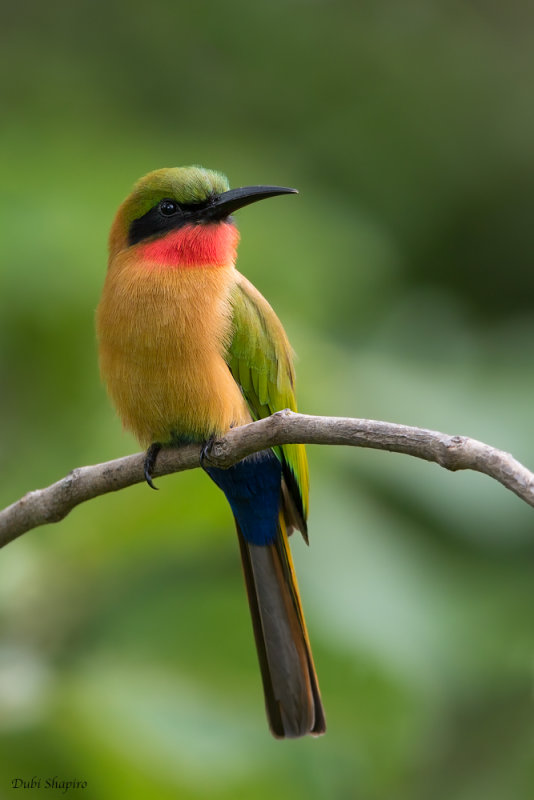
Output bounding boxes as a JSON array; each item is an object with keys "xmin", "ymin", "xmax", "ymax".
[
  {"xmin": 200, "ymin": 437, "xmax": 216, "ymax": 470},
  {"xmin": 144, "ymin": 443, "xmax": 162, "ymax": 490}
]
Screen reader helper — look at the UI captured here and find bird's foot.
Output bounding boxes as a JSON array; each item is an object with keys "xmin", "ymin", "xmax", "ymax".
[
  {"xmin": 144, "ymin": 443, "xmax": 162, "ymax": 490},
  {"xmin": 199, "ymin": 436, "xmax": 216, "ymax": 471}
]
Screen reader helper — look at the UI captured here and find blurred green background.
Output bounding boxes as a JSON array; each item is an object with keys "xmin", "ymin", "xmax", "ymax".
[{"xmin": 1, "ymin": 1, "xmax": 534, "ymax": 798}]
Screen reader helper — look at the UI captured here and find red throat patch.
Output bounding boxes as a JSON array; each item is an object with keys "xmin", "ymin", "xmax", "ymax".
[{"xmin": 140, "ymin": 222, "xmax": 239, "ymax": 268}]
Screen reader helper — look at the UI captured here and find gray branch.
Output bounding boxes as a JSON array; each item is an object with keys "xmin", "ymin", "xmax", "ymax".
[{"xmin": 2, "ymin": 410, "xmax": 533, "ymax": 549}]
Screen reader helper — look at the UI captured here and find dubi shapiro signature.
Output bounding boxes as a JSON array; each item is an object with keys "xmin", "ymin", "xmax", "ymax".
[{"xmin": 11, "ymin": 777, "xmax": 87, "ymax": 793}]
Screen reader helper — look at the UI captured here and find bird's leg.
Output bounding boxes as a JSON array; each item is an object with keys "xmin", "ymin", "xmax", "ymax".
[
  {"xmin": 199, "ymin": 436, "xmax": 216, "ymax": 471},
  {"xmin": 144, "ymin": 443, "xmax": 162, "ymax": 490},
  {"xmin": 200, "ymin": 423, "xmax": 237, "ymax": 471}
]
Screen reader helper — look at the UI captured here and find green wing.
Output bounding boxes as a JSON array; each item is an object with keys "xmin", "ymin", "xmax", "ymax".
[{"xmin": 227, "ymin": 271, "xmax": 309, "ymax": 533}]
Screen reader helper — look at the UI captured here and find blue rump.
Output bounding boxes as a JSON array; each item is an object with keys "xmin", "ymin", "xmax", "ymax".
[{"xmin": 205, "ymin": 450, "xmax": 282, "ymax": 545}]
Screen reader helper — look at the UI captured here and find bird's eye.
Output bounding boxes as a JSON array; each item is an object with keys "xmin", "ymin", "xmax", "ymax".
[{"xmin": 159, "ymin": 199, "xmax": 179, "ymax": 216}]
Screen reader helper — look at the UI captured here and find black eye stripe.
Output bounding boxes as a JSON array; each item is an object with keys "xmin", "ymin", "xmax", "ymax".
[{"xmin": 128, "ymin": 195, "xmax": 218, "ymax": 246}]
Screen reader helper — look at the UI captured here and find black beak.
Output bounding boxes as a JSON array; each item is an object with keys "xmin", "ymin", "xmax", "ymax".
[
  {"xmin": 129, "ymin": 184, "xmax": 298, "ymax": 247},
  {"xmin": 205, "ymin": 185, "xmax": 298, "ymax": 221}
]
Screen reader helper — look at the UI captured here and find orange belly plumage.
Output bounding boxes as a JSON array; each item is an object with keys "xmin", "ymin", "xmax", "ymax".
[{"xmin": 96, "ymin": 251, "xmax": 250, "ymax": 446}]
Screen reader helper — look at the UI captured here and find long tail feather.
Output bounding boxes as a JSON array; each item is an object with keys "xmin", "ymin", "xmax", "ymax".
[{"xmin": 236, "ymin": 516, "xmax": 326, "ymax": 738}]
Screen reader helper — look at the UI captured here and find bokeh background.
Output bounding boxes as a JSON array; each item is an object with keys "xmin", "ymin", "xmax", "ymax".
[{"xmin": 1, "ymin": 2, "xmax": 534, "ymax": 798}]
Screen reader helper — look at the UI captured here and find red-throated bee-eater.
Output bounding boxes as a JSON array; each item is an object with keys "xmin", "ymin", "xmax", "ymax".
[{"xmin": 96, "ymin": 166, "xmax": 325, "ymax": 738}]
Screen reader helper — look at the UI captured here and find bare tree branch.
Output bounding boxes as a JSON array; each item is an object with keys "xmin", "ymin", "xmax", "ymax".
[{"xmin": 1, "ymin": 410, "xmax": 533, "ymax": 549}]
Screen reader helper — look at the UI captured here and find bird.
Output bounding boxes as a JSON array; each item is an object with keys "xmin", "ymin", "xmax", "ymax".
[{"xmin": 96, "ymin": 166, "xmax": 326, "ymax": 738}]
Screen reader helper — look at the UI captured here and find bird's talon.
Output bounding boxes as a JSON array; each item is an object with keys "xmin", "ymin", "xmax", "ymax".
[
  {"xmin": 144, "ymin": 443, "xmax": 162, "ymax": 490},
  {"xmin": 144, "ymin": 470, "xmax": 158, "ymax": 491},
  {"xmin": 200, "ymin": 437, "xmax": 216, "ymax": 469}
]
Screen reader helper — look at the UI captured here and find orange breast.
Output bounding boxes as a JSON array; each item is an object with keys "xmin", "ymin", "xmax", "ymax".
[{"xmin": 96, "ymin": 245, "xmax": 250, "ymax": 446}]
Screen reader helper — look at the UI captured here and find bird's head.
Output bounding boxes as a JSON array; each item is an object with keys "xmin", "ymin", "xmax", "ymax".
[{"xmin": 109, "ymin": 166, "xmax": 297, "ymax": 267}]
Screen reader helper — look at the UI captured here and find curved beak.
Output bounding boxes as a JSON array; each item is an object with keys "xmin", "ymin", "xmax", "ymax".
[{"xmin": 205, "ymin": 185, "xmax": 298, "ymax": 221}]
